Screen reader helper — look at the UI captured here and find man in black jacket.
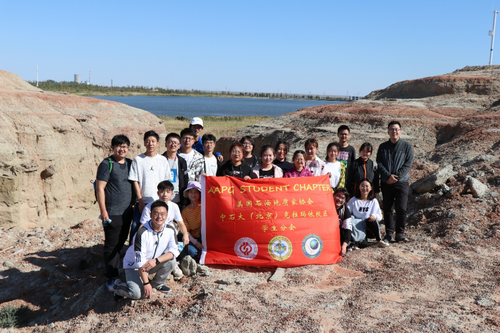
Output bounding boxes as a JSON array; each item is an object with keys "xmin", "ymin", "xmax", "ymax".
[{"xmin": 377, "ymin": 121, "xmax": 414, "ymax": 243}]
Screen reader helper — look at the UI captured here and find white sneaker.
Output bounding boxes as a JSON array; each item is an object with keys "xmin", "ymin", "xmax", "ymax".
[
  {"xmin": 378, "ymin": 240, "xmax": 390, "ymax": 248},
  {"xmin": 172, "ymin": 264, "xmax": 184, "ymax": 280}
]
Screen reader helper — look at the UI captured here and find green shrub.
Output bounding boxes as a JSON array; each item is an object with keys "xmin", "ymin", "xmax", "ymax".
[{"xmin": 0, "ymin": 305, "xmax": 29, "ymax": 328}]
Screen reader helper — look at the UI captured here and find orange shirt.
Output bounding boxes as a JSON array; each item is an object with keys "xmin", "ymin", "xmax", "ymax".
[{"xmin": 182, "ymin": 203, "xmax": 201, "ymax": 238}]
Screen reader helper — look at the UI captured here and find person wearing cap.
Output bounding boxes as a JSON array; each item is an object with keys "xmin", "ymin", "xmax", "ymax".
[
  {"xmin": 181, "ymin": 181, "xmax": 203, "ymax": 261},
  {"xmin": 189, "ymin": 117, "xmax": 223, "ymax": 162}
]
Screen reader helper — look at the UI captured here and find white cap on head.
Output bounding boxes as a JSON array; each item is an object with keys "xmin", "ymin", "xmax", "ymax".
[{"xmin": 190, "ymin": 117, "xmax": 204, "ymax": 128}]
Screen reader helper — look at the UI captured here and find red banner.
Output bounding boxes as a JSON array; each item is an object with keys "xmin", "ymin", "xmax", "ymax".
[{"xmin": 200, "ymin": 175, "xmax": 341, "ymax": 267}]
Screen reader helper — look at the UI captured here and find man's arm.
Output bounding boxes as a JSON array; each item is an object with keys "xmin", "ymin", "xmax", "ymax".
[
  {"xmin": 96, "ymin": 180, "xmax": 108, "ymax": 222},
  {"xmin": 132, "ymin": 181, "xmax": 145, "ymax": 212},
  {"xmin": 376, "ymin": 144, "xmax": 391, "ymax": 181}
]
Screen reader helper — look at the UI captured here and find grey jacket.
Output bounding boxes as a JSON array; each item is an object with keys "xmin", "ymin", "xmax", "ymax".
[{"xmin": 376, "ymin": 138, "xmax": 414, "ymax": 184}]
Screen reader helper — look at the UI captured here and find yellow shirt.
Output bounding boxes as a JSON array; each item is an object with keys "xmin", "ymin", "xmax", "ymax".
[{"xmin": 182, "ymin": 203, "xmax": 201, "ymax": 238}]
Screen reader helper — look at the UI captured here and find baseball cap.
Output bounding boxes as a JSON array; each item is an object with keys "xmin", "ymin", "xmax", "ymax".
[{"xmin": 190, "ymin": 117, "xmax": 204, "ymax": 128}]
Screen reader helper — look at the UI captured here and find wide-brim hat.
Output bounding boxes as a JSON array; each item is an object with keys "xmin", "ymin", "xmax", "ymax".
[{"xmin": 183, "ymin": 181, "xmax": 202, "ymax": 197}]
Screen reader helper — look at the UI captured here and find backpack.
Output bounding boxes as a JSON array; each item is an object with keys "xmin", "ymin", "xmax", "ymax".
[{"xmin": 93, "ymin": 157, "xmax": 113, "ymax": 204}]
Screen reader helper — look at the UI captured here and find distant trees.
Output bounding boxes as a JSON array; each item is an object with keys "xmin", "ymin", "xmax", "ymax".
[{"xmin": 27, "ymin": 80, "xmax": 351, "ymax": 101}]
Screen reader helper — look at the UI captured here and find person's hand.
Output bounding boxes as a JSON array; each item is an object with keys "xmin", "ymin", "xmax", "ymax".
[
  {"xmin": 327, "ymin": 172, "xmax": 332, "ymax": 178},
  {"xmin": 195, "ymin": 242, "xmax": 203, "ymax": 251},
  {"xmin": 100, "ymin": 211, "xmax": 109, "ymax": 222},
  {"xmin": 341, "ymin": 243, "xmax": 347, "ymax": 256},
  {"xmin": 182, "ymin": 234, "xmax": 190, "ymax": 246},
  {"xmin": 243, "ymin": 176, "xmax": 251, "ymax": 180},
  {"xmin": 138, "ymin": 199, "xmax": 146, "ymax": 212},
  {"xmin": 140, "ymin": 259, "xmax": 157, "ymax": 273},
  {"xmin": 387, "ymin": 174, "xmax": 398, "ymax": 184},
  {"xmin": 217, "ymin": 155, "xmax": 224, "ymax": 162},
  {"xmin": 143, "ymin": 283, "xmax": 153, "ymax": 299},
  {"xmin": 368, "ymin": 214, "xmax": 376, "ymax": 222}
]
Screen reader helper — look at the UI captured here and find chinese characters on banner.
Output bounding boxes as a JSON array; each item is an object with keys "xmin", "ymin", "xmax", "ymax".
[{"xmin": 200, "ymin": 175, "xmax": 342, "ymax": 267}]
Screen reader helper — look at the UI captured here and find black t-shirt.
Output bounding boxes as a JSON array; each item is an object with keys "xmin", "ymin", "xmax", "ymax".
[
  {"xmin": 273, "ymin": 159, "xmax": 293, "ymax": 173},
  {"xmin": 96, "ymin": 156, "xmax": 134, "ymax": 215},
  {"xmin": 258, "ymin": 168, "xmax": 275, "ymax": 178},
  {"xmin": 337, "ymin": 145, "xmax": 356, "ymax": 192},
  {"xmin": 243, "ymin": 155, "xmax": 259, "ymax": 169},
  {"xmin": 216, "ymin": 161, "xmax": 257, "ymax": 179}
]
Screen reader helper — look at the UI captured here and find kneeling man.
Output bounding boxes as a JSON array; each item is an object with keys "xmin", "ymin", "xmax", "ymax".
[{"xmin": 115, "ymin": 201, "xmax": 179, "ymax": 300}]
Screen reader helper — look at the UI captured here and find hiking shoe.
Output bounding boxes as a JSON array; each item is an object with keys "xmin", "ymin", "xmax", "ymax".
[
  {"xmin": 156, "ymin": 285, "xmax": 171, "ymax": 293},
  {"xmin": 358, "ymin": 240, "xmax": 369, "ymax": 249},
  {"xmin": 172, "ymin": 265, "xmax": 184, "ymax": 281},
  {"xmin": 378, "ymin": 240, "xmax": 390, "ymax": 248},
  {"xmin": 113, "ymin": 294, "xmax": 124, "ymax": 302},
  {"xmin": 106, "ymin": 278, "xmax": 116, "ymax": 292},
  {"xmin": 395, "ymin": 234, "xmax": 409, "ymax": 242}
]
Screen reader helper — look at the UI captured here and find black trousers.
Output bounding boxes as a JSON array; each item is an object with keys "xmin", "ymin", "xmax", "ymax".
[
  {"xmin": 103, "ymin": 206, "xmax": 133, "ymax": 278},
  {"xmin": 381, "ymin": 181, "xmax": 409, "ymax": 236}
]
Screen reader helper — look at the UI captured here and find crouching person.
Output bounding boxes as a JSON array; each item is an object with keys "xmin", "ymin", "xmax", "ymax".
[{"xmin": 115, "ymin": 201, "xmax": 179, "ymax": 300}]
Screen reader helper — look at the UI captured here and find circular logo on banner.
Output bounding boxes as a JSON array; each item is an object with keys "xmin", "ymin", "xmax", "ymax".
[
  {"xmin": 234, "ymin": 237, "xmax": 258, "ymax": 260},
  {"xmin": 268, "ymin": 236, "xmax": 293, "ymax": 261},
  {"xmin": 302, "ymin": 234, "xmax": 323, "ymax": 259}
]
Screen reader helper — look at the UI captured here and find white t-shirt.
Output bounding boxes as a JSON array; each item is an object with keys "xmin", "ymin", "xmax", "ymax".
[
  {"xmin": 305, "ymin": 156, "xmax": 326, "ymax": 176},
  {"xmin": 324, "ymin": 161, "xmax": 342, "ymax": 188},
  {"xmin": 204, "ymin": 155, "xmax": 218, "ymax": 176},
  {"xmin": 140, "ymin": 201, "xmax": 183, "ymax": 226},
  {"xmin": 128, "ymin": 153, "xmax": 171, "ymax": 204},
  {"xmin": 179, "ymin": 150, "xmax": 195, "ymax": 168},
  {"xmin": 346, "ymin": 197, "xmax": 383, "ymax": 222}
]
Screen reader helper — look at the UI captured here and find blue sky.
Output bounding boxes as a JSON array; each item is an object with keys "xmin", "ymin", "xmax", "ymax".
[{"xmin": 1, "ymin": 1, "xmax": 499, "ymax": 96}]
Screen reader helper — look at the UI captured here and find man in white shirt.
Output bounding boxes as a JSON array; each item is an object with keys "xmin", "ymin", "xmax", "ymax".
[
  {"xmin": 202, "ymin": 133, "xmax": 219, "ymax": 176},
  {"xmin": 128, "ymin": 130, "xmax": 171, "ymax": 242},
  {"xmin": 178, "ymin": 128, "xmax": 204, "ymax": 182}
]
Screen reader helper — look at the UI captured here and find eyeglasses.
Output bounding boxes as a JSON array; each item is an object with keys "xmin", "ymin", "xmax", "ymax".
[
  {"xmin": 231, "ymin": 150, "xmax": 242, "ymax": 155},
  {"xmin": 389, "ymin": 128, "xmax": 401, "ymax": 132},
  {"xmin": 167, "ymin": 141, "xmax": 180, "ymax": 146},
  {"xmin": 242, "ymin": 142, "xmax": 252, "ymax": 147},
  {"xmin": 182, "ymin": 137, "xmax": 194, "ymax": 141},
  {"xmin": 151, "ymin": 212, "xmax": 166, "ymax": 218}
]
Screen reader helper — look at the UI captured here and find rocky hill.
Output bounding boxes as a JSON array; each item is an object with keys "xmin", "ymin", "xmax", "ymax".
[
  {"xmin": 0, "ymin": 70, "xmax": 165, "ymax": 229},
  {"xmin": 1, "ymin": 67, "xmax": 499, "ymax": 332}
]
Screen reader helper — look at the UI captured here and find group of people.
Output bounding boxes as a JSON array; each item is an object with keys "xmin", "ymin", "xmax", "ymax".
[{"xmin": 95, "ymin": 117, "xmax": 413, "ymax": 301}]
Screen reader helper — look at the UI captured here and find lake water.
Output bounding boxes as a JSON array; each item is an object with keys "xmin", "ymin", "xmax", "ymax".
[{"xmin": 90, "ymin": 95, "xmax": 346, "ymax": 118}]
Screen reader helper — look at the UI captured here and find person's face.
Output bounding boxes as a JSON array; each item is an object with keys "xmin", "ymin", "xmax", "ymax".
[
  {"xmin": 388, "ymin": 124, "xmax": 401, "ymax": 142},
  {"xmin": 327, "ymin": 146, "xmax": 339, "ymax": 161},
  {"xmin": 276, "ymin": 144, "xmax": 288, "ymax": 161},
  {"xmin": 334, "ymin": 192, "xmax": 346, "ymax": 209},
  {"xmin": 293, "ymin": 153, "xmax": 306, "ymax": 170},
  {"xmin": 305, "ymin": 144, "xmax": 318, "ymax": 159},
  {"xmin": 190, "ymin": 124, "xmax": 203, "ymax": 138},
  {"xmin": 359, "ymin": 181, "xmax": 372, "ymax": 198},
  {"xmin": 359, "ymin": 147, "xmax": 372, "ymax": 162},
  {"xmin": 188, "ymin": 188, "xmax": 201, "ymax": 202},
  {"xmin": 261, "ymin": 149, "xmax": 275, "ymax": 166},
  {"xmin": 337, "ymin": 130, "xmax": 350, "ymax": 144},
  {"xmin": 151, "ymin": 206, "xmax": 167, "ymax": 228},
  {"xmin": 231, "ymin": 147, "xmax": 244, "ymax": 163},
  {"xmin": 181, "ymin": 135, "xmax": 195, "ymax": 149},
  {"xmin": 112, "ymin": 143, "xmax": 129, "ymax": 160},
  {"xmin": 165, "ymin": 138, "xmax": 180, "ymax": 153},
  {"xmin": 242, "ymin": 140, "xmax": 253, "ymax": 154},
  {"xmin": 144, "ymin": 136, "xmax": 159, "ymax": 153},
  {"xmin": 157, "ymin": 188, "xmax": 173, "ymax": 202},
  {"xmin": 203, "ymin": 140, "xmax": 215, "ymax": 153}
]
